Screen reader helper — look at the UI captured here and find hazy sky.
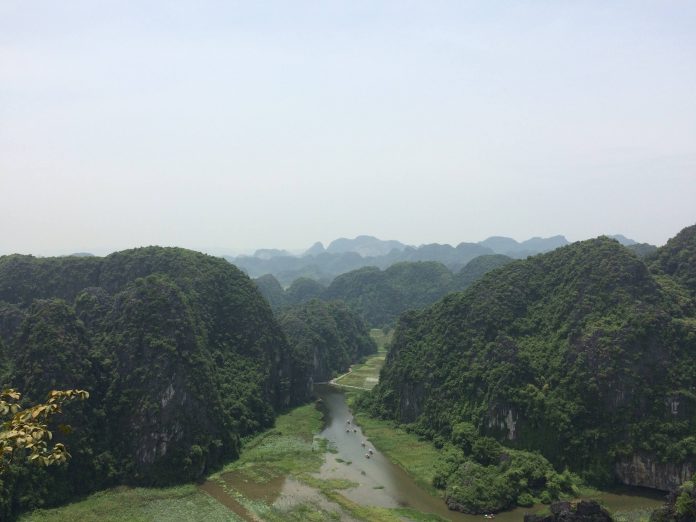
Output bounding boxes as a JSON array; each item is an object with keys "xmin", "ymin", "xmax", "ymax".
[{"xmin": 2, "ymin": 1, "xmax": 695, "ymax": 256}]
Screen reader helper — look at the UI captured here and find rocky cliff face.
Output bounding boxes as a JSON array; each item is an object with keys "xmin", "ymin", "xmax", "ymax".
[
  {"xmin": 279, "ymin": 299, "xmax": 377, "ymax": 401},
  {"xmin": 616, "ymin": 454, "xmax": 695, "ymax": 491}
]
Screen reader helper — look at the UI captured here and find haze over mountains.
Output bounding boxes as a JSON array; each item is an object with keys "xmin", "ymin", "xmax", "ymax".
[
  {"xmin": 228, "ymin": 233, "xmax": 656, "ymax": 286},
  {"xmin": 0, "ymin": 223, "xmax": 692, "ymax": 520}
]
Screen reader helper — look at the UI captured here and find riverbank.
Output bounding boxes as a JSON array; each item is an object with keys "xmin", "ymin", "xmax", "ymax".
[
  {"xmin": 19, "ymin": 398, "xmax": 449, "ymax": 522},
  {"xmin": 20, "ymin": 392, "xmax": 664, "ymax": 522},
  {"xmin": 348, "ymin": 397, "xmax": 441, "ymax": 496},
  {"xmin": 21, "ymin": 329, "xmax": 665, "ymax": 522},
  {"xmin": 332, "ymin": 329, "xmax": 391, "ymax": 390},
  {"xmin": 18, "ymin": 483, "xmax": 239, "ymax": 522}
]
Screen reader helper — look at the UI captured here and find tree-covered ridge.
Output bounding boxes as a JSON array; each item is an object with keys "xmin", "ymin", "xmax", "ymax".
[
  {"xmin": 254, "ymin": 274, "xmax": 286, "ymax": 311},
  {"xmin": 452, "ymin": 254, "xmax": 513, "ymax": 291},
  {"xmin": 367, "ymin": 235, "xmax": 696, "ymax": 502},
  {"xmin": 256, "ymin": 256, "xmax": 515, "ymax": 327},
  {"xmin": 278, "ymin": 299, "xmax": 377, "ymax": 398},
  {"xmin": 324, "ymin": 262, "xmax": 453, "ymax": 328},
  {"xmin": 285, "ymin": 277, "xmax": 326, "ymax": 306},
  {"xmin": 0, "ymin": 247, "xmax": 310, "ymax": 519},
  {"xmin": 651, "ymin": 224, "xmax": 696, "ymax": 297},
  {"xmin": 0, "ymin": 255, "xmax": 102, "ymax": 306}
]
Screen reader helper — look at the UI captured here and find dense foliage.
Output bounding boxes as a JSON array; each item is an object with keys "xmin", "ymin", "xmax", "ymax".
[
  {"xmin": 278, "ymin": 299, "xmax": 377, "ymax": 397},
  {"xmin": 651, "ymin": 474, "xmax": 696, "ymax": 522},
  {"xmin": 0, "ymin": 247, "xmax": 327, "ymax": 519},
  {"xmin": 1, "ymin": 388, "xmax": 88, "ymax": 472},
  {"xmin": 651, "ymin": 224, "xmax": 696, "ymax": 297},
  {"xmin": 324, "ymin": 262, "xmax": 454, "ymax": 327},
  {"xmin": 628, "ymin": 243, "xmax": 659, "ymax": 258},
  {"xmin": 436, "ymin": 441, "xmax": 580, "ymax": 513},
  {"xmin": 364, "ymin": 231, "xmax": 696, "ymax": 512},
  {"xmin": 285, "ymin": 277, "xmax": 326, "ymax": 306},
  {"xmin": 452, "ymin": 254, "xmax": 513, "ymax": 291},
  {"xmin": 253, "ymin": 274, "xmax": 287, "ymax": 311},
  {"xmin": 255, "ymin": 257, "xmax": 514, "ymax": 327}
]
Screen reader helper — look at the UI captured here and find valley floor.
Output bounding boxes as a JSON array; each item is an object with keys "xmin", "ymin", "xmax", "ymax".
[{"xmin": 21, "ymin": 330, "xmax": 663, "ymax": 522}]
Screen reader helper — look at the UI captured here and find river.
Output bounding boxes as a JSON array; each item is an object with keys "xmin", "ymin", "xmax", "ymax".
[
  {"xmin": 312, "ymin": 384, "xmax": 665, "ymax": 521},
  {"xmin": 203, "ymin": 384, "xmax": 666, "ymax": 521}
]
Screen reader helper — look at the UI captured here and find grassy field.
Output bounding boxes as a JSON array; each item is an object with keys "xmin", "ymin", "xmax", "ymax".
[
  {"xmin": 20, "ymin": 405, "xmax": 329, "ymax": 522},
  {"xmin": 20, "ymin": 381, "xmax": 447, "ymax": 522},
  {"xmin": 212, "ymin": 403, "xmax": 325, "ymax": 478},
  {"xmin": 333, "ymin": 329, "xmax": 391, "ymax": 390},
  {"xmin": 20, "ymin": 484, "xmax": 242, "ymax": 522}
]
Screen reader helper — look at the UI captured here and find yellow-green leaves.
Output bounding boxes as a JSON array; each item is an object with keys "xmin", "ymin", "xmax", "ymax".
[{"xmin": 0, "ymin": 387, "xmax": 88, "ymax": 474}]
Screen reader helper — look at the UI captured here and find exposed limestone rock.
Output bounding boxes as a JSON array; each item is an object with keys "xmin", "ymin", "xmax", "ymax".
[{"xmin": 616, "ymin": 454, "xmax": 695, "ymax": 491}]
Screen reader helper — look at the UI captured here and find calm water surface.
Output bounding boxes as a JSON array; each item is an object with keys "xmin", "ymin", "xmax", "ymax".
[
  {"xmin": 206, "ymin": 384, "xmax": 665, "ymax": 521},
  {"xmin": 313, "ymin": 384, "xmax": 665, "ymax": 521}
]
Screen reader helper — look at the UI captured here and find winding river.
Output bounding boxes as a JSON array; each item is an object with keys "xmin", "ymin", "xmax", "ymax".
[
  {"xmin": 313, "ymin": 384, "xmax": 665, "ymax": 521},
  {"xmin": 204, "ymin": 384, "xmax": 666, "ymax": 521}
]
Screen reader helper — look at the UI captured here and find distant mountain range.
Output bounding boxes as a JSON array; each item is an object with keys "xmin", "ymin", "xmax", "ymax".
[{"xmin": 227, "ymin": 234, "xmax": 653, "ymax": 286}]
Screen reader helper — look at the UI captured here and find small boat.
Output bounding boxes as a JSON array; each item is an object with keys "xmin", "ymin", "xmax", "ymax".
[
  {"xmin": 483, "ymin": 514, "xmax": 495, "ymax": 519},
  {"xmin": 365, "ymin": 453, "xmax": 370, "ymax": 459}
]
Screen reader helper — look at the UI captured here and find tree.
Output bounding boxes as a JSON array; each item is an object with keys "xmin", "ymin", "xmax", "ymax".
[{"xmin": 0, "ymin": 388, "xmax": 88, "ymax": 473}]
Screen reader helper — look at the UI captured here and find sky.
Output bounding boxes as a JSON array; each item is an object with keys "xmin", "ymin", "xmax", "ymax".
[{"xmin": 1, "ymin": 1, "xmax": 695, "ymax": 256}]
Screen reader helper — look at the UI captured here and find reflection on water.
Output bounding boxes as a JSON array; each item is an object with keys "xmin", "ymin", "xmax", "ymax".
[
  {"xmin": 314, "ymin": 384, "xmax": 543, "ymax": 521},
  {"xmin": 203, "ymin": 383, "xmax": 665, "ymax": 522},
  {"xmin": 588, "ymin": 487, "xmax": 666, "ymax": 513},
  {"xmin": 313, "ymin": 384, "xmax": 665, "ymax": 522}
]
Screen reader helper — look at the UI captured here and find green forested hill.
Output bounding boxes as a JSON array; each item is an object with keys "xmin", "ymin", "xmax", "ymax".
[
  {"xmin": 651, "ymin": 224, "xmax": 696, "ymax": 297},
  {"xmin": 254, "ymin": 273, "xmax": 287, "ymax": 310},
  {"xmin": 254, "ymin": 256, "xmax": 514, "ymax": 326},
  {"xmin": 0, "ymin": 255, "xmax": 102, "ymax": 305},
  {"xmin": 0, "ymin": 247, "xmax": 365, "ymax": 520},
  {"xmin": 324, "ymin": 262, "xmax": 453, "ymax": 327},
  {"xmin": 285, "ymin": 277, "xmax": 326, "ymax": 306},
  {"xmin": 322, "ymin": 256, "xmax": 511, "ymax": 327},
  {"xmin": 322, "ymin": 257, "xmax": 514, "ymax": 327},
  {"xmin": 451, "ymin": 254, "xmax": 513, "ymax": 291},
  {"xmin": 366, "ymin": 232, "xmax": 696, "ymax": 511},
  {"xmin": 278, "ymin": 299, "xmax": 376, "ymax": 396}
]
